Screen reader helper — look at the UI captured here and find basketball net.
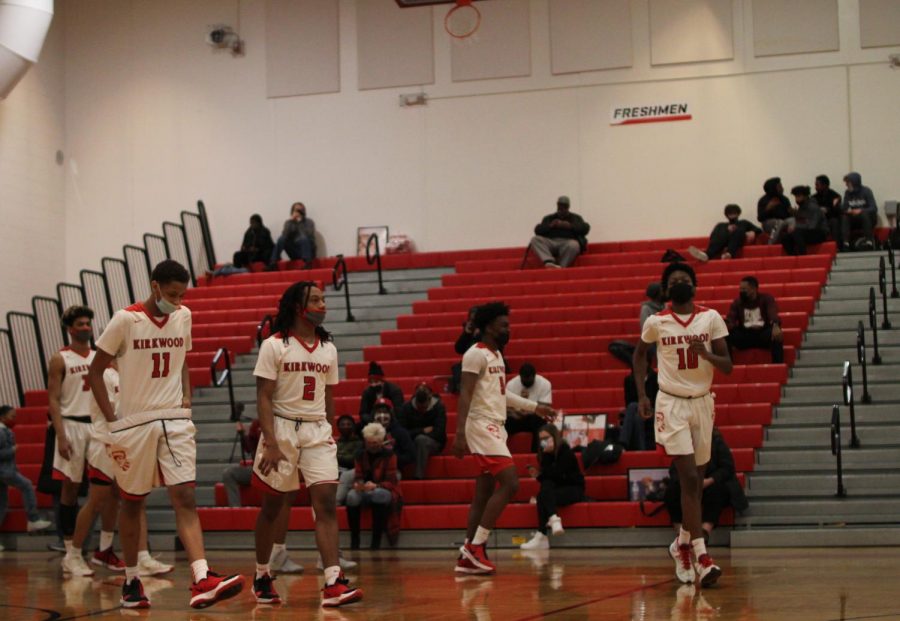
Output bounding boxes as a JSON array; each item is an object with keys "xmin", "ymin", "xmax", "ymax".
[{"xmin": 445, "ymin": 0, "xmax": 481, "ymax": 40}]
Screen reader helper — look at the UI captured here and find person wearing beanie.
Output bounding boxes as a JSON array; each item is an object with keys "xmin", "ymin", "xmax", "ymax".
[
  {"xmin": 841, "ymin": 172, "xmax": 878, "ymax": 250},
  {"xmin": 358, "ymin": 362, "xmax": 404, "ymax": 427},
  {"xmin": 756, "ymin": 177, "xmax": 793, "ymax": 243},
  {"xmin": 688, "ymin": 204, "xmax": 762, "ymax": 262},
  {"xmin": 529, "ymin": 196, "xmax": 591, "ymax": 268}
]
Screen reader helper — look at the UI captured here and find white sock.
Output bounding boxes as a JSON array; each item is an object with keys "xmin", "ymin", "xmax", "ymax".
[
  {"xmin": 678, "ymin": 528, "xmax": 691, "ymax": 545},
  {"xmin": 256, "ymin": 563, "xmax": 270, "ymax": 579},
  {"xmin": 472, "ymin": 526, "xmax": 490, "ymax": 546},
  {"xmin": 64, "ymin": 540, "xmax": 74, "ymax": 555},
  {"xmin": 67, "ymin": 546, "xmax": 82, "ymax": 560},
  {"xmin": 125, "ymin": 566, "xmax": 140, "ymax": 584},
  {"xmin": 99, "ymin": 530, "xmax": 114, "ymax": 552},
  {"xmin": 137, "ymin": 550, "xmax": 152, "ymax": 563},
  {"xmin": 691, "ymin": 538, "xmax": 707, "ymax": 559},
  {"xmin": 271, "ymin": 542, "xmax": 286, "ymax": 558},
  {"xmin": 191, "ymin": 559, "xmax": 209, "ymax": 583},
  {"xmin": 324, "ymin": 565, "xmax": 341, "ymax": 586}
]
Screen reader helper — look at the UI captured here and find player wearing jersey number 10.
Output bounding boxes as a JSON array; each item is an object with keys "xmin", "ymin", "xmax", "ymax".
[
  {"xmin": 251, "ymin": 281, "xmax": 362, "ymax": 608},
  {"xmin": 633, "ymin": 262, "xmax": 732, "ymax": 588}
]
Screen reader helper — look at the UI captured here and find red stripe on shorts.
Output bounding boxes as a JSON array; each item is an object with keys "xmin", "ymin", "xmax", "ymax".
[
  {"xmin": 87, "ymin": 466, "xmax": 114, "ymax": 484},
  {"xmin": 252, "ymin": 471, "xmax": 286, "ymax": 495},
  {"xmin": 473, "ymin": 454, "xmax": 515, "ymax": 476}
]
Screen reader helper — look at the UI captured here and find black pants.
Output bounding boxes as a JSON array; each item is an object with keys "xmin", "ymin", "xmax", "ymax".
[
  {"xmin": 706, "ymin": 223, "xmax": 746, "ymax": 259},
  {"xmin": 505, "ymin": 414, "xmax": 544, "ymax": 452},
  {"xmin": 781, "ymin": 228, "xmax": 828, "ymax": 256},
  {"xmin": 536, "ymin": 481, "xmax": 583, "ymax": 534},
  {"xmin": 841, "ymin": 212, "xmax": 876, "ymax": 246},
  {"xmin": 664, "ymin": 479, "xmax": 730, "ymax": 526},
  {"xmin": 827, "ymin": 216, "xmax": 843, "ymax": 248},
  {"xmin": 728, "ymin": 326, "xmax": 784, "ymax": 364}
]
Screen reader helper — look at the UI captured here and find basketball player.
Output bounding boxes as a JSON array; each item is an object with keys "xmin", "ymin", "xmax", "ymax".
[
  {"xmin": 452, "ymin": 302, "xmax": 555, "ymax": 575},
  {"xmin": 89, "ymin": 260, "xmax": 243, "ymax": 609},
  {"xmin": 633, "ymin": 263, "xmax": 732, "ymax": 587},
  {"xmin": 48, "ymin": 306, "xmax": 120, "ymax": 577},
  {"xmin": 250, "ymin": 281, "xmax": 362, "ymax": 608}
]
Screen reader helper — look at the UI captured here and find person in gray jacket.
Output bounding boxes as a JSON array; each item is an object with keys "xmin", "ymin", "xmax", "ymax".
[
  {"xmin": 841, "ymin": 172, "xmax": 878, "ymax": 250},
  {"xmin": 781, "ymin": 186, "xmax": 828, "ymax": 256},
  {"xmin": 268, "ymin": 202, "xmax": 317, "ymax": 269},
  {"xmin": 0, "ymin": 405, "xmax": 52, "ymax": 547}
]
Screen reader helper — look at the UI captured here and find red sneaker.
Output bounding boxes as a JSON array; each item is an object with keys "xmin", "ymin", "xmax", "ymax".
[
  {"xmin": 695, "ymin": 554, "xmax": 722, "ymax": 588},
  {"xmin": 455, "ymin": 549, "xmax": 492, "ymax": 575},
  {"xmin": 92, "ymin": 547, "xmax": 125, "ymax": 571},
  {"xmin": 321, "ymin": 572, "xmax": 363, "ymax": 607},
  {"xmin": 461, "ymin": 543, "xmax": 496, "ymax": 574},
  {"xmin": 189, "ymin": 571, "xmax": 245, "ymax": 609}
]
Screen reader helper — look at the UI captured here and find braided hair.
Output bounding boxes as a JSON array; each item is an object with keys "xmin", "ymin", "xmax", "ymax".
[{"xmin": 272, "ymin": 281, "xmax": 332, "ymax": 345}]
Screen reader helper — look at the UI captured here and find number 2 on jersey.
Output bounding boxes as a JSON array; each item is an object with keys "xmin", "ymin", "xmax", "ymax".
[
  {"xmin": 676, "ymin": 347, "xmax": 699, "ymax": 370},
  {"xmin": 151, "ymin": 352, "xmax": 171, "ymax": 378},
  {"xmin": 303, "ymin": 376, "xmax": 316, "ymax": 401}
]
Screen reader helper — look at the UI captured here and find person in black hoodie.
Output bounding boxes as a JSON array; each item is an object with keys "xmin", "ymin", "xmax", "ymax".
[
  {"xmin": 782, "ymin": 186, "xmax": 829, "ymax": 256},
  {"xmin": 813, "ymin": 175, "xmax": 844, "ymax": 249},
  {"xmin": 396, "ymin": 383, "xmax": 447, "ymax": 479},
  {"xmin": 756, "ymin": 177, "xmax": 793, "ymax": 243},
  {"xmin": 234, "ymin": 214, "xmax": 275, "ymax": 268},
  {"xmin": 841, "ymin": 172, "xmax": 878, "ymax": 250},
  {"xmin": 372, "ymin": 398, "xmax": 415, "ymax": 471},
  {"xmin": 529, "ymin": 196, "xmax": 591, "ymax": 268},
  {"xmin": 688, "ymin": 204, "xmax": 762, "ymax": 262},
  {"xmin": 519, "ymin": 425, "xmax": 584, "ymax": 550},
  {"xmin": 358, "ymin": 362, "xmax": 404, "ymax": 427}
]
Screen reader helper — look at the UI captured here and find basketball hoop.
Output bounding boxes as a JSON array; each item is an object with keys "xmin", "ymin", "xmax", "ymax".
[{"xmin": 445, "ymin": 0, "xmax": 481, "ymax": 39}]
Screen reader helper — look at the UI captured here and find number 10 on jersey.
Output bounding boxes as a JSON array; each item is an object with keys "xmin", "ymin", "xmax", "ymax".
[{"xmin": 676, "ymin": 347, "xmax": 699, "ymax": 370}]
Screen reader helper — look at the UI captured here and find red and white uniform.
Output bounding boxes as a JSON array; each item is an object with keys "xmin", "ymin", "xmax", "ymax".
[
  {"xmin": 461, "ymin": 343, "xmax": 536, "ymax": 475},
  {"xmin": 252, "ymin": 333, "xmax": 340, "ymax": 493},
  {"xmin": 95, "ymin": 303, "xmax": 194, "ymax": 499},
  {"xmin": 641, "ymin": 306, "xmax": 729, "ymax": 465},
  {"xmin": 86, "ymin": 368, "xmax": 120, "ymax": 483},
  {"xmin": 52, "ymin": 348, "xmax": 95, "ymax": 483}
]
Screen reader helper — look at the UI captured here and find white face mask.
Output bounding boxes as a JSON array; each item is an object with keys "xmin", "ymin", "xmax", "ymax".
[
  {"xmin": 540, "ymin": 438, "xmax": 554, "ymax": 452},
  {"xmin": 155, "ymin": 290, "xmax": 178, "ymax": 315}
]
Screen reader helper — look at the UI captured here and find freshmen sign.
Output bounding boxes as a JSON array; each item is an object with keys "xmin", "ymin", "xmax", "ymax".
[{"xmin": 610, "ymin": 102, "xmax": 692, "ymax": 126}]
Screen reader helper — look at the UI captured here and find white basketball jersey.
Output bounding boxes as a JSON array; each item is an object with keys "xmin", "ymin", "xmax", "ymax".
[
  {"xmin": 89, "ymin": 367, "xmax": 120, "ymax": 425},
  {"xmin": 641, "ymin": 306, "xmax": 729, "ymax": 398},
  {"xmin": 95, "ymin": 303, "xmax": 192, "ymax": 417},
  {"xmin": 461, "ymin": 343, "xmax": 508, "ymax": 423},
  {"xmin": 254, "ymin": 333, "xmax": 339, "ymax": 421},
  {"xmin": 59, "ymin": 348, "xmax": 96, "ymax": 418}
]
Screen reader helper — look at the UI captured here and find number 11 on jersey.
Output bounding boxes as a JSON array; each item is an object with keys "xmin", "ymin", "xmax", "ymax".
[{"xmin": 151, "ymin": 352, "xmax": 171, "ymax": 378}]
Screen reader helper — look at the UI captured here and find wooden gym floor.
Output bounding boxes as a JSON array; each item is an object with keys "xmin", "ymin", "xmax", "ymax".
[{"xmin": 0, "ymin": 547, "xmax": 895, "ymax": 620}]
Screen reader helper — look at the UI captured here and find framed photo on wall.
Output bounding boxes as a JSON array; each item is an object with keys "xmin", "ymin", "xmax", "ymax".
[
  {"xmin": 627, "ymin": 467, "xmax": 670, "ymax": 501},
  {"xmin": 357, "ymin": 226, "xmax": 389, "ymax": 256},
  {"xmin": 561, "ymin": 413, "xmax": 606, "ymax": 450}
]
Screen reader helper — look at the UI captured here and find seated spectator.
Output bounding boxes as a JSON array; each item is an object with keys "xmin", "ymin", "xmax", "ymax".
[
  {"xmin": 842, "ymin": 172, "xmax": 878, "ymax": 250},
  {"xmin": 688, "ymin": 204, "xmax": 762, "ymax": 262},
  {"xmin": 782, "ymin": 186, "xmax": 828, "ymax": 256},
  {"xmin": 0, "ymin": 405, "xmax": 52, "ymax": 544},
  {"xmin": 336, "ymin": 415, "xmax": 363, "ymax": 506},
  {"xmin": 346, "ymin": 423, "xmax": 401, "ymax": 550},
  {"xmin": 663, "ymin": 428, "xmax": 748, "ymax": 542},
  {"xmin": 268, "ymin": 202, "xmax": 317, "ymax": 270},
  {"xmin": 235, "ymin": 214, "xmax": 274, "ymax": 268},
  {"xmin": 726, "ymin": 276, "xmax": 784, "ymax": 364},
  {"xmin": 619, "ymin": 368, "xmax": 658, "ymax": 451},
  {"xmin": 813, "ymin": 175, "xmax": 844, "ymax": 249},
  {"xmin": 372, "ymin": 399, "xmax": 415, "ymax": 470},
  {"xmin": 396, "ymin": 383, "xmax": 447, "ymax": 479},
  {"xmin": 520, "ymin": 425, "xmax": 584, "ymax": 550},
  {"xmin": 506, "ymin": 363, "xmax": 553, "ymax": 452},
  {"xmin": 449, "ymin": 305, "xmax": 481, "ymax": 394},
  {"xmin": 358, "ymin": 362, "xmax": 404, "ymax": 427},
  {"xmin": 609, "ymin": 283, "xmax": 665, "ymax": 368},
  {"xmin": 529, "ymin": 196, "xmax": 591, "ymax": 268},
  {"xmin": 756, "ymin": 177, "xmax": 793, "ymax": 243}
]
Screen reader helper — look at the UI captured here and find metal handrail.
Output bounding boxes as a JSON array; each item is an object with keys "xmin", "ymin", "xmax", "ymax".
[
  {"xmin": 868, "ymin": 287, "xmax": 882, "ymax": 364},
  {"xmin": 197, "ymin": 200, "xmax": 218, "ymax": 268},
  {"xmin": 879, "ymin": 256, "xmax": 892, "ymax": 329},
  {"xmin": 888, "ymin": 246, "xmax": 899, "ymax": 299},
  {"xmin": 841, "ymin": 361, "xmax": 861, "ymax": 448},
  {"xmin": 0, "ymin": 327, "xmax": 24, "ymax": 404},
  {"xmin": 365, "ymin": 233, "xmax": 387, "ymax": 295},
  {"xmin": 124, "ymin": 244, "xmax": 152, "ymax": 302},
  {"xmin": 256, "ymin": 314, "xmax": 274, "ymax": 347},
  {"xmin": 831, "ymin": 405, "xmax": 847, "ymax": 497},
  {"xmin": 210, "ymin": 347, "xmax": 239, "ymax": 422},
  {"xmin": 856, "ymin": 321, "xmax": 872, "ymax": 404},
  {"xmin": 332, "ymin": 255, "xmax": 355, "ymax": 322}
]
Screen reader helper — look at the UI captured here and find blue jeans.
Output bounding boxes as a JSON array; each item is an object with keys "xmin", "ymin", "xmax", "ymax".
[
  {"xmin": 1, "ymin": 471, "xmax": 41, "ymax": 524},
  {"xmin": 345, "ymin": 487, "xmax": 392, "ymax": 507},
  {"xmin": 620, "ymin": 402, "xmax": 653, "ymax": 451},
  {"xmin": 271, "ymin": 235, "xmax": 313, "ymax": 263}
]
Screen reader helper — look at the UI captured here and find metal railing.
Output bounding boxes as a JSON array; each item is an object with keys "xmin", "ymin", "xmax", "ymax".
[
  {"xmin": 878, "ymin": 256, "xmax": 892, "ymax": 330},
  {"xmin": 841, "ymin": 361, "xmax": 861, "ymax": 449},
  {"xmin": 102, "ymin": 257, "xmax": 133, "ymax": 314},
  {"xmin": 0, "ymin": 329, "xmax": 21, "ymax": 406},
  {"xmin": 831, "ymin": 405, "xmax": 847, "ymax": 498},
  {"xmin": 7, "ymin": 312, "xmax": 44, "ymax": 397},
  {"xmin": 32, "ymin": 296, "xmax": 64, "ymax": 376},
  {"xmin": 210, "ymin": 347, "xmax": 238, "ymax": 421},
  {"xmin": 332, "ymin": 255, "xmax": 355, "ymax": 322},
  {"xmin": 366, "ymin": 233, "xmax": 387, "ymax": 295},
  {"xmin": 888, "ymin": 246, "xmax": 899, "ymax": 299},
  {"xmin": 868, "ymin": 287, "xmax": 882, "ymax": 365},
  {"xmin": 856, "ymin": 321, "xmax": 872, "ymax": 404},
  {"xmin": 124, "ymin": 244, "xmax": 152, "ymax": 302}
]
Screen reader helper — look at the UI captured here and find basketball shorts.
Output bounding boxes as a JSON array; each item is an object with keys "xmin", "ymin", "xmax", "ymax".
[
  {"xmin": 86, "ymin": 421, "xmax": 116, "ymax": 484},
  {"xmin": 465, "ymin": 416, "xmax": 514, "ymax": 476},
  {"xmin": 252, "ymin": 417, "xmax": 338, "ymax": 494},
  {"xmin": 52, "ymin": 417, "xmax": 91, "ymax": 484},
  {"xmin": 107, "ymin": 416, "xmax": 197, "ymax": 500},
  {"xmin": 654, "ymin": 391, "xmax": 715, "ymax": 466}
]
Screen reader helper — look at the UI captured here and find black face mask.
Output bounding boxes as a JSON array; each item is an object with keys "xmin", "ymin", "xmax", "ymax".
[
  {"xmin": 495, "ymin": 332, "xmax": 510, "ymax": 348},
  {"xmin": 522, "ymin": 378, "xmax": 535, "ymax": 389},
  {"xmin": 668, "ymin": 283, "xmax": 694, "ymax": 305},
  {"xmin": 727, "ymin": 217, "xmax": 739, "ymax": 224},
  {"xmin": 415, "ymin": 391, "xmax": 429, "ymax": 405},
  {"xmin": 740, "ymin": 292, "xmax": 754, "ymax": 304}
]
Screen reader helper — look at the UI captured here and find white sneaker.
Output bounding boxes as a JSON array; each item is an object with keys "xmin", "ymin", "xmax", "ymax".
[
  {"xmin": 317, "ymin": 553, "xmax": 357, "ymax": 571},
  {"xmin": 0, "ymin": 543, "xmax": 5, "ymax": 552},
  {"xmin": 520, "ymin": 532, "xmax": 549, "ymax": 550},
  {"xmin": 270, "ymin": 547, "xmax": 304, "ymax": 574},
  {"xmin": 27, "ymin": 518, "xmax": 52, "ymax": 533},
  {"xmin": 669, "ymin": 540, "xmax": 694, "ymax": 584},
  {"xmin": 547, "ymin": 515, "xmax": 565, "ymax": 536},
  {"xmin": 687, "ymin": 246, "xmax": 709, "ymax": 262},
  {"xmin": 694, "ymin": 553, "xmax": 722, "ymax": 587},
  {"xmin": 138, "ymin": 555, "xmax": 174, "ymax": 577},
  {"xmin": 62, "ymin": 553, "xmax": 96, "ymax": 577}
]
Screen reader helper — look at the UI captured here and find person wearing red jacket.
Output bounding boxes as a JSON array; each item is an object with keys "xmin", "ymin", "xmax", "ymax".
[{"xmin": 725, "ymin": 276, "xmax": 784, "ymax": 364}]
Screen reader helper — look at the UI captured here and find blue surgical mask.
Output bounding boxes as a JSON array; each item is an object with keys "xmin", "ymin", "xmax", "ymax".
[{"xmin": 155, "ymin": 293, "xmax": 178, "ymax": 315}]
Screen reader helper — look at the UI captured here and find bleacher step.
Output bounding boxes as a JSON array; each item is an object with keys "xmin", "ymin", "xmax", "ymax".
[
  {"xmin": 746, "ymin": 472, "xmax": 900, "ymax": 496},
  {"xmin": 731, "ymin": 525, "xmax": 900, "ymax": 548},
  {"xmin": 804, "ymin": 329, "xmax": 900, "ymax": 348},
  {"xmin": 782, "ymin": 383, "xmax": 900, "ymax": 403},
  {"xmin": 794, "ymin": 347, "xmax": 897, "ymax": 366},
  {"xmin": 789, "ymin": 365, "xmax": 899, "ymax": 384},
  {"xmin": 735, "ymin": 497, "xmax": 900, "ymax": 523},
  {"xmin": 755, "ymin": 446, "xmax": 900, "ymax": 469},
  {"xmin": 773, "ymin": 403, "xmax": 899, "ymax": 425},
  {"xmin": 764, "ymin": 424, "xmax": 900, "ymax": 447}
]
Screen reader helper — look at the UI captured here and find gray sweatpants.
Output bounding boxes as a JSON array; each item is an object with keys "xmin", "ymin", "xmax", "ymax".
[{"xmin": 529, "ymin": 236, "xmax": 581, "ymax": 267}]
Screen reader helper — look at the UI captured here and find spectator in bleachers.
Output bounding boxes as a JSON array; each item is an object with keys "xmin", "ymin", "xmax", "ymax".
[
  {"xmin": 662, "ymin": 428, "xmax": 748, "ymax": 543},
  {"xmin": 336, "ymin": 415, "xmax": 363, "ymax": 506},
  {"xmin": 234, "ymin": 214, "xmax": 275, "ymax": 269},
  {"xmin": 358, "ymin": 362, "xmax": 404, "ymax": 427},
  {"xmin": 688, "ymin": 204, "xmax": 762, "ymax": 262},
  {"xmin": 267, "ymin": 202, "xmax": 317, "ymax": 270},
  {"xmin": 529, "ymin": 196, "xmax": 591, "ymax": 268},
  {"xmin": 640, "ymin": 283, "xmax": 665, "ymax": 331},
  {"xmin": 0, "ymin": 405, "xmax": 53, "ymax": 547},
  {"xmin": 781, "ymin": 186, "xmax": 828, "ymax": 256},
  {"xmin": 842, "ymin": 172, "xmax": 878, "ymax": 250},
  {"xmin": 725, "ymin": 276, "xmax": 784, "ymax": 364},
  {"xmin": 618, "ymin": 368, "xmax": 658, "ymax": 451},
  {"xmin": 449, "ymin": 306, "xmax": 481, "ymax": 394},
  {"xmin": 396, "ymin": 383, "xmax": 447, "ymax": 480},
  {"xmin": 813, "ymin": 175, "xmax": 844, "ymax": 249},
  {"xmin": 506, "ymin": 363, "xmax": 553, "ymax": 452},
  {"xmin": 756, "ymin": 177, "xmax": 793, "ymax": 243},
  {"xmin": 346, "ymin": 423, "xmax": 402, "ymax": 550},
  {"xmin": 372, "ymin": 399, "xmax": 415, "ymax": 470},
  {"xmin": 520, "ymin": 425, "xmax": 584, "ymax": 550}
]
